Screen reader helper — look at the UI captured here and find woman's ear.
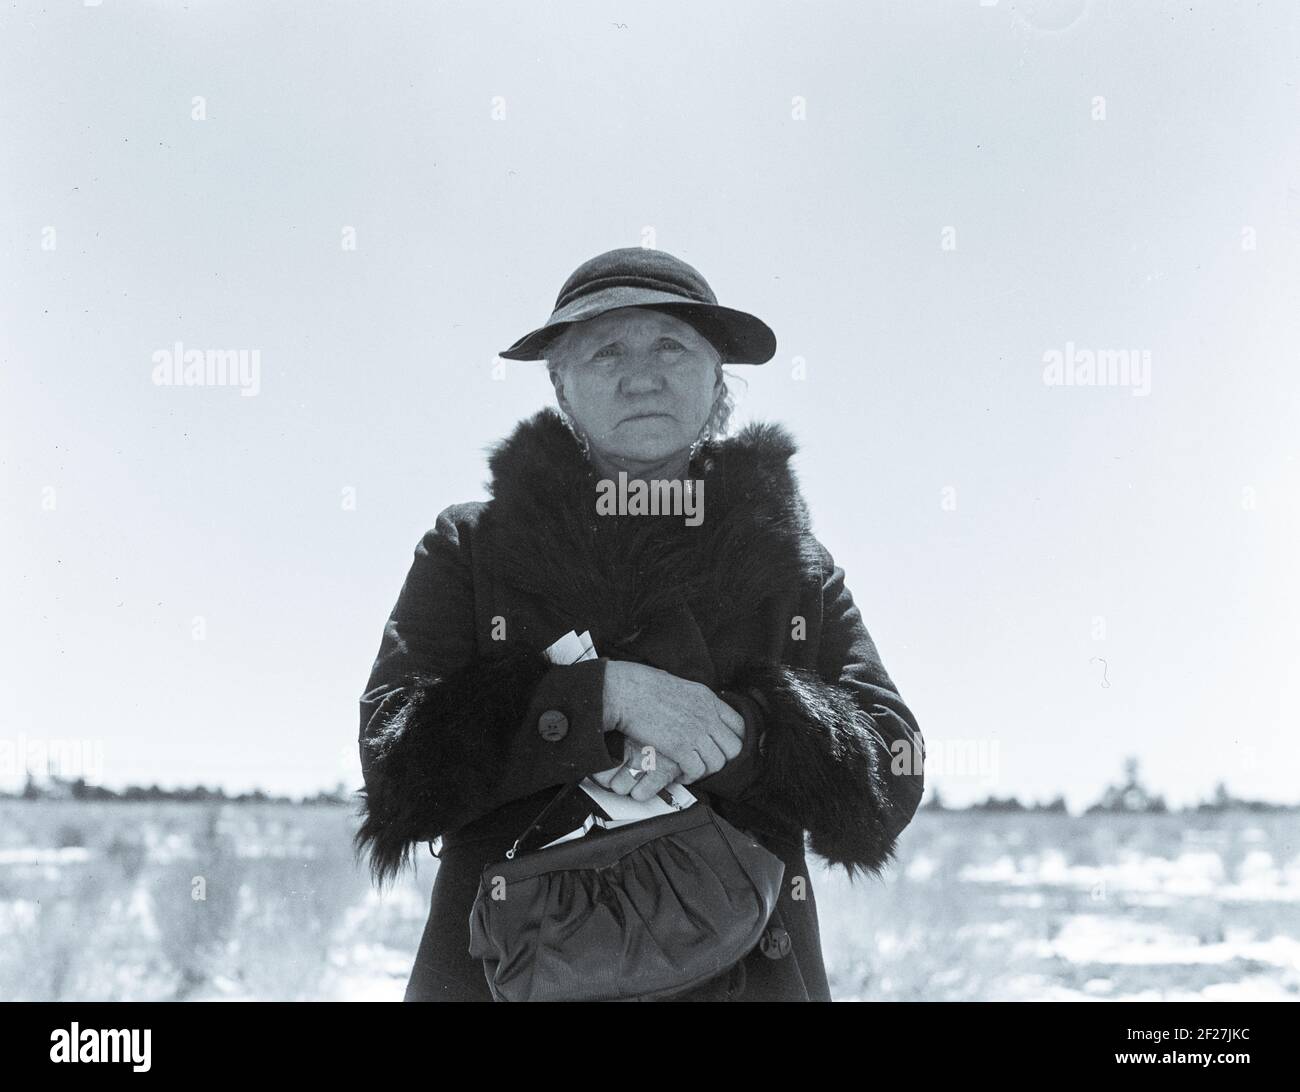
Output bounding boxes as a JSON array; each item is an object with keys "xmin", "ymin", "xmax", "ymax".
[{"xmin": 548, "ymin": 367, "xmax": 572, "ymax": 418}]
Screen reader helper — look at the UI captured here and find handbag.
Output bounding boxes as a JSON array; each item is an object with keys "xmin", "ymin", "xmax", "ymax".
[{"xmin": 467, "ymin": 781, "xmax": 786, "ymax": 1002}]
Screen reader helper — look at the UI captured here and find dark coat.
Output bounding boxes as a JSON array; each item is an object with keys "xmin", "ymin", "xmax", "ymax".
[{"xmin": 354, "ymin": 408, "xmax": 925, "ymax": 1001}]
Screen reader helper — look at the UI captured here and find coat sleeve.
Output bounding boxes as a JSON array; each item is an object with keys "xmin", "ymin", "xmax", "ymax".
[
  {"xmin": 719, "ymin": 541, "xmax": 925, "ymax": 877},
  {"xmin": 354, "ymin": 509, "xmax": 624, "ymax": 886}
]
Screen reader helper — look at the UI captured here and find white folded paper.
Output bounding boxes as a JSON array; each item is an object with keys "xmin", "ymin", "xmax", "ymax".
[{"xmin": 543, "ymin": 629, "xmax": 596, "ymax": 666}]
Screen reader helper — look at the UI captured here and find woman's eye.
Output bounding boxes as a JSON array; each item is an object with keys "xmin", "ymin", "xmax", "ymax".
[{"xmin": 589, "ymin": 340, "xmax": 682, "ymax": 362}]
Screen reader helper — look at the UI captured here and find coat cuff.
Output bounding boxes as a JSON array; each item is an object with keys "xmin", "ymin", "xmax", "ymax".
[
  {"xmin": 723, "ymin": 661, "xmax": 921, "ymax": 878},
  {"xmin": 355, "ymin": 648, "xmax": 619, "ymax": 886},
  {"xmin": 494, "ymin": 658, "xmax": 621, "ymax": 803}
]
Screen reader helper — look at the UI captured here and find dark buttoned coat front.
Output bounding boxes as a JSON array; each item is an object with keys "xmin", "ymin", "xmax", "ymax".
[{"xmin": 355, "ymin": 408, "xmax": 925, "ymax": 1001}]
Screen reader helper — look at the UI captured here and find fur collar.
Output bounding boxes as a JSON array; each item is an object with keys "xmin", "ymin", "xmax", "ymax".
[{"xmin": 482, "ymin": 408, "xmax": 821, "ymax": 649}]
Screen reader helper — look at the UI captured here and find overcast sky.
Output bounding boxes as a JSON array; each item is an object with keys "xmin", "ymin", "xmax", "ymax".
[{"xmin": 3, "ymin": 0, "xmax": 1298, "ymax": 810}]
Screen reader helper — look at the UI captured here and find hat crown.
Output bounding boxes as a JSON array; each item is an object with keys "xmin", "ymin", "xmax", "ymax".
[
  {"xmin": 554, "ymin": 247, "xmax": 718, "ymax": 312},
  {"xmin": 497, "ymin": 245, "xmax": 775, "ymax": 364}
]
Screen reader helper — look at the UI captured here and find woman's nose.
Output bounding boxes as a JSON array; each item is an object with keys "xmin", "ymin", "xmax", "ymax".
[{"xmin": 619, "ymin": 356, "xmax": 667, "ymax": 393}]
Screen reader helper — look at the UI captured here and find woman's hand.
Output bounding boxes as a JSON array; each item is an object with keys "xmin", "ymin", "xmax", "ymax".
[
  {"xmin": 590, "ymin": 736, "xmax": 669, "ymax": 796},
  {"xmin": 595, "ymin": 661, "xmax": 744, "ymax": 802}
]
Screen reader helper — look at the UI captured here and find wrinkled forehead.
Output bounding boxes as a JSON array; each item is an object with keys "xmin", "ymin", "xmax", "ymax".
[{"xmin": 553, "ymin": 307, "xmax": 712, "ymax": 354}]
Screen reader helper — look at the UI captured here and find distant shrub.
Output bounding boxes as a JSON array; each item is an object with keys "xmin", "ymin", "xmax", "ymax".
[
  {"xmin": 105, "ymin": 833, "xmax": 147, "ymax": 884},
  {"xmin": 55, "ymin": 824, "xmax": 86, "ymax": 849}
]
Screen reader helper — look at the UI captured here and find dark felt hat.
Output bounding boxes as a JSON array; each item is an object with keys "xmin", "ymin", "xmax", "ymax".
[{"xmin": 497, "ymin": 247, "xmax": 776, "ymax": 364}]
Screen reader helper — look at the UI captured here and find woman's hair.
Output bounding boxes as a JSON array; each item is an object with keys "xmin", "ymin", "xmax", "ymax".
[{"xmin": 543, "ymin": 328, "xmax": 736, "ymax": 442}]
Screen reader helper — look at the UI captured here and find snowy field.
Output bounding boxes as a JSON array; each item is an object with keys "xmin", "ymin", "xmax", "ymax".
[{"xmin": 1, "ymin": 802, "xmax": 1297, "ymax": 1002}]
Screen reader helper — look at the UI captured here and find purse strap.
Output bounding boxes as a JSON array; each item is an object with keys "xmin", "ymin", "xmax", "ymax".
[{"xmin": 505, "ymin": 779, "xmax": 581, "ymax": 860}]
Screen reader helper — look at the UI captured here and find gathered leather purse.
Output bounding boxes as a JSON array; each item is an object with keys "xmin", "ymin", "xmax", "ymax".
[{"xmin": 467, "ymin": 782, "xmax": 786, "ymax": 1002}]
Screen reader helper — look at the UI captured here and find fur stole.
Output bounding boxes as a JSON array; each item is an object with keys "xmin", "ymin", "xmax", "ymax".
[{"xmin": 480, "ymin": 407, "xmax": 825, "ymax": 647}]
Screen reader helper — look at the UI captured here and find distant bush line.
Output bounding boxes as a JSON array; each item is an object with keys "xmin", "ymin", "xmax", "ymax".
[
  {"xmin": 922, "ymin": 758, "xmax": 1299, "ymax": 815},
  {"xmin": 8, "ymin": 757, "xmax": 1298, "ymax": 815},
  {"xmin": 5, "ymin": 775, "xmax": 353, "ymax": 807}
]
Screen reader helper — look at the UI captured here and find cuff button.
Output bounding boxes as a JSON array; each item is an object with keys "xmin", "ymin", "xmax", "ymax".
[
  {"xmin": 538, "ymin": 709, "xmax": 570, "ymax": 742},
  {"xmin": 760, "ymin": 926, "xmax": 792, "ymax": 960}
]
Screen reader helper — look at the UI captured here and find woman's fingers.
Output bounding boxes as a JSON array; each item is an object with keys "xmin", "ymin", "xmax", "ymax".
[
  {"xmin": 610, "ymin": 765, "xmax": 645, "ymax": 795},
  {"xmin": 589, "ymin": 763, "xmax": 623, "ymax": 789},
  {"xmin": 714, "ymin": 697, "xmax": 744, "ymax": 738},
  {"xmin": 670, "ymin": 747, "xmax": 706, "ymax": 783},
  {"xmin": 629, "ymin": 760, "xmax": 680, "ymax": 803},
  {"xmin": 710, "ymin": 730, "xmax": 741, "ymax": 764},
  {"xmin": 695, "ymin": 699, "xmax": 743, "ymax": 763},
  {"xmin": 694, "ymin": 737, "xmax": 728, "ymax": 778},
  {"xmin": 591, "ymin": 739, "xmax": 638, "ymax": 795},
  {"xmin": 710, "ymin": 710, "xmax": 744, "ymax": 760}
]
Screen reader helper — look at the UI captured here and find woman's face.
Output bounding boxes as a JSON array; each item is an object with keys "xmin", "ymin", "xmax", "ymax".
[{"xmin": 547, "ymin": 307, "xmax": 721, "ymax": 468}]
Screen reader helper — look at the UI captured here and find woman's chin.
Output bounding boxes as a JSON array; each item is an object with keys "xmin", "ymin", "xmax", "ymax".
[
  {"xmin": 594, "ymin": 427, "xmax": 689, "ymax": 465},
  {"xmin": 603, "ymin": 441, "xmax": 687, "ymax": 467}
]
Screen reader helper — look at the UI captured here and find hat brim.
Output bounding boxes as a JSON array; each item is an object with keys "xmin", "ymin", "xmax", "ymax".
[{"xmin": 497, "ymin": 288, "xmax": 776, "ymax": 365}]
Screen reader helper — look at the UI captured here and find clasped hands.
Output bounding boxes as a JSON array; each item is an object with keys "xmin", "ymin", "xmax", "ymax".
[{"xmin": 590, "ymin": 660, "xmax": 745, "ymax": 802}]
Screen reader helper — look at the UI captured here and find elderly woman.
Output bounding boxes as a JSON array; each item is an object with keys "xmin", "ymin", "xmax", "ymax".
[{"xmin": 355, "ymin": 247, "xmax": 924, "ymax": 1002}]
